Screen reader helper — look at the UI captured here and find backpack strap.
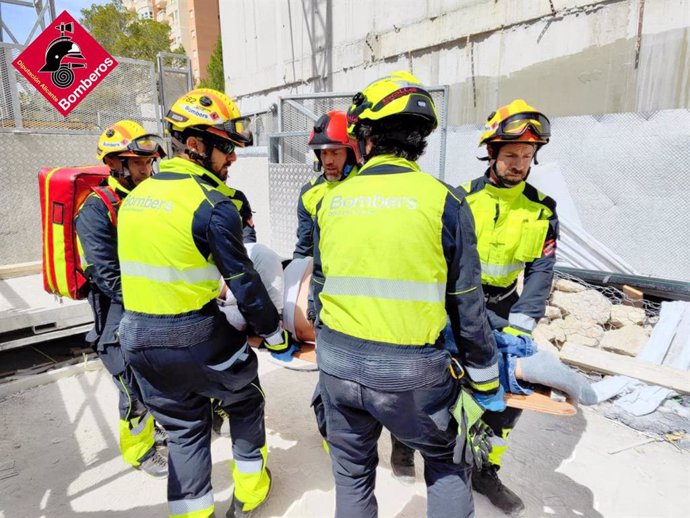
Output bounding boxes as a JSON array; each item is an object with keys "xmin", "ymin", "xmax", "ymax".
[{"xmin": 91, "ymin": 186, "xmax": 122, "ymax": 226}]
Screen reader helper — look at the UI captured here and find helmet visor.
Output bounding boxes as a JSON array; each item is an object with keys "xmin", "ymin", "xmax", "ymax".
[
  {"xmin": 123, "ymin": 135, "xmax": 167, "ymax": 158},
  {"xmin": 207, "ymin": 115, "xmax": 256, "ymax": 147},
  {"xmin": 498, "ymin": 112, "xmax": 551, "ymax": 140}
]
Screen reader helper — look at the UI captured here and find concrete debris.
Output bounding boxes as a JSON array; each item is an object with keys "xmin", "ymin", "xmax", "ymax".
[
  {"xmin": 600, "ymin": 325, "xmax": 651, "ymax": 357},
  {"xmin": 553, "ymin": 278, "xmax": 586, "ymax": 293},
  {"xmin": 543, "ymin": 304, "xmax": 562, "ymax": 320},
  {"xmin": 609, "ymin": 305, "xmax": 646, "ymax": 328},
  {"xmin": 550, "ymin": 289, "xmax": 612, "ymax": 325}
]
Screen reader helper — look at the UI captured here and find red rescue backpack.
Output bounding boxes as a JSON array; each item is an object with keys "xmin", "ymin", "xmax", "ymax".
[{"xmin": 38, "ymin": 166, "xmax": 121, "ymax": 299}]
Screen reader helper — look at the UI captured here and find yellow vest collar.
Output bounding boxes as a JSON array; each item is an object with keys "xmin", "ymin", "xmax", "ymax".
[
  {"xmin": 159, "ymin": 157, "xmax": 231, "ymax": 195},
  {"xmin": 359, "ymin": 154, "xmax": 420, "ymax": 175},
  {"xmin": 107, "ymin": 175, "xmax": 130, "ymax": 195},
  {"xmin": 484, "ymin": 178, "xmax": 526, "ymax": 201}
]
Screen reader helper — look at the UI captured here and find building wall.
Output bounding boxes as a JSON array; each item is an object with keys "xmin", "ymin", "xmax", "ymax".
[
  {"xmin": 220, "ymin": 0, "xmax": 689, "ymax": 123},
  {"xmin": 188, "ymin": 0, "xmax": 220, "ymax": 82}
]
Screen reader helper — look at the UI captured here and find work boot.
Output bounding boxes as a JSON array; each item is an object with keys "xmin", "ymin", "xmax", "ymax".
[
  {"xmin": 390, "ymin": 435, "xmax": 416, "ymax": 485},
  {"xmin": 225, "ymin": 468, "xmax": 272, "ymax": 518},
  {"xmin": 154, "ymin": 425, "xmax": 168, "ymax": 446},
  {"xmin": 137, "ymin": 448, "xmax": 168, "ymax": 478},
  {"xmin": 472, "ymin": 464, "xmax": 525, "ymax": 516},
  {"xmin": 212, "ymin": 402, "xmax": 230, "ymax": 437}
]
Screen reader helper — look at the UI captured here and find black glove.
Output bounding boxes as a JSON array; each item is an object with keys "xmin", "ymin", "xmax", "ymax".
[
  {"xmin": 451, "ymin": 389, "xmax": 494, "ymax": 470},
  {"xmin": 466, "ymin": 419, "xmax": 494, "ymax": 470},
  {"xmin": 307, "ymin": 307, "xmax": 316, "ymax": 323}
]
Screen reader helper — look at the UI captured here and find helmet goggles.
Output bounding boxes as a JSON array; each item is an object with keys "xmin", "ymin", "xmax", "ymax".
[
  {"xmin": 119, "ymin": 134, "xmax": 167, "ymax": 158},
  {"xmin": 495, "ymin": 112, "xmax": 551, "ymax": 142},
  {"xmin": 205, "ymin": 115, "xmax": 255, "ymax": 148}
]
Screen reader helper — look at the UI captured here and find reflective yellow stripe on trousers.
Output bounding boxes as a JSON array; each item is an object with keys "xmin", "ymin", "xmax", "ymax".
[{"xmin": 169, "ymin": 491, "xmax": 214, "ymax": 518}]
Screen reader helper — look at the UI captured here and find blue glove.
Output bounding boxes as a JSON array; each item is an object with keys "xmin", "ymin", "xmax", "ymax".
[
  {"xmin": 472, "ymin": 384, "xmax": 506, "ymax": 412},
  {"xmin": 270, "ymin": 343, "xmax": 300, "ymax": 362},
  {"xmin": 494, "ymin": 329, "xmax": 538, "ymax": 358}
]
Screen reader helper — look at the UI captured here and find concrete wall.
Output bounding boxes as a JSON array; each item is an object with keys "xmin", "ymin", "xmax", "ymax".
[
  {"xmin": 221, "ymin": 0, "xmax": 689, "ymax": 122},
  {"xmin": 0, "ymin": 133, "xmax": 97, "ymax": 265}
]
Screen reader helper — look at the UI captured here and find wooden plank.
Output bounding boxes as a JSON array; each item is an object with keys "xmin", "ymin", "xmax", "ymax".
[
  {"xmin": 561, "ymin": 343, "xmax": 690, "ymax": 395},
  {"xmin": 0, "ymin": 261, "xmax": 42, "ymax": 279},
  {"xmin": 505, "ymin": 386, "xmax": 577, "ymax": 416},
  {"xmin": 622, "ymin": 284, "xmax": 644, "ymax": 308}
]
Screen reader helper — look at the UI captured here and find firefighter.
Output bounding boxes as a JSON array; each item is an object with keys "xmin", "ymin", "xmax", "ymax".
[
  {"xmin": 75, "ymin": 120, "xmax": 168, "ymax": 477},
  {"xmin": 391, "ymin": 99, "xmax": 559, "ymax": 516},
  {"xmin": 117, "ymin": 88, "xmax": 289, "ymax": 518},
  {"xmin": 293, "ymin": 110, "xmax": 360, "ymax": 260},
  {"xmin": 312, "ymin": 71, "xmax": 500, "ymax": 518},
  {"xmin": 465, "ymin": 99, "xmax": 558, "ymax": 515}
]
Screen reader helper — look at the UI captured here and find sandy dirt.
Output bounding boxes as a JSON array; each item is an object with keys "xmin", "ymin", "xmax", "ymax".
[{"xmin": 1, "ymin": 350, "xmax": 688, "ymax": 518}]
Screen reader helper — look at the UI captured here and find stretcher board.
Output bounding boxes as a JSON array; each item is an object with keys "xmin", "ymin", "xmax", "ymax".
[{"xmin": 505, "ymin": 388, "xmax": 577, "ymax": 416}]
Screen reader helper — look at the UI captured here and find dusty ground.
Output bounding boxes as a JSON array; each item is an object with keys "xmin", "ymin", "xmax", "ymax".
[{"xmin": 0, "ymin": 350, "xmax": 688, "ymax": 518}]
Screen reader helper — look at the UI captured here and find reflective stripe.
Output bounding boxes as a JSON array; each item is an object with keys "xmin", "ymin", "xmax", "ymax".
[
  {"xmin": 207, "ymin": 343, "xmax": 249, "ymax": 371},
  {"xmin": 130, "ymin": 412, "xmax": 152, "ymax": 436},
  {"xmin": 120, "ymin": 260, "xmax": 219, "ymax": 283},
  {"xmin": 323, "ymin": 276, "xmax": 444, "ymax": 303},
  {"xmin": 235, "ymin": 458, "xmax": 263, "ymax": 474},
  {"xmin": 480, "ymin": 261, "xmax": 524, "ymax": 278},
  {"xmin": 509, "ymin": 312, "xmax": 536, "ymax": 331},
  {"xmin": 169, "ymin": 491, "xmax": 214, "ymax": 516},
  {"xmin": 466, "ymin": 363, "xmax": 499, "ymax": 383},
  {"xmin": 264, "ymin": 328, "xmax": 285, "ymax": 346}
]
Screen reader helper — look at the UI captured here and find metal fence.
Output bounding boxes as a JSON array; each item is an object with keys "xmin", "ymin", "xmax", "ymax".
[{"xmin": 267, "ymin": 89, "xmax": 449, "ymax": 257}]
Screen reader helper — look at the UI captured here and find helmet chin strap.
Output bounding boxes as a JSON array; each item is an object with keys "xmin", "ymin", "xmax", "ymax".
[
  {"xmin": 114, "ymin": 159, "xmax": 136, "ymax": 190},
  {"xmin": 186, "ymin": 143, "xmax": 215, "ymax": 173},
  {"xmin": 356, "ymin": 139, "xmax": 370, "ymax": 163}
]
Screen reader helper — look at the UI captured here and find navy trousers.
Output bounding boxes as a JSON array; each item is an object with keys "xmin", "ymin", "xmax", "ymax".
[
  {"xmin": 319, "ymin": 369, "xmax": 474, "ymax": 518},
  {"xmin": 121, "ymin": 312, "xmax": 265, "ymax": 509}
]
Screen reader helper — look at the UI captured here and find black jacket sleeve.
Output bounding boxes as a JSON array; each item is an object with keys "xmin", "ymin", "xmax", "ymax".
[
  {"xmin": 75, "ymin": 196, "xmax": 122, "ymax": 303},
  {"xmin": 206, "ymin": 199, "xmax": 279, "ymax": 336},
  {"xmin": 234, "ymin": 190, "xmax": 257, "ymax": 244},
  {"xmin": 311, "ymin": 200, "xmax": 325, "ymax": 328},
  {"xmin": 442, "ymin": 188, "xmax": 499, "ymax": 390},
  {"xmin": 510, "ymin": 207, "xmax": 559, "ymax": 331},
  {"xmin": 293, "ymin": 183, "xmax": 315, "ymax": 259}
]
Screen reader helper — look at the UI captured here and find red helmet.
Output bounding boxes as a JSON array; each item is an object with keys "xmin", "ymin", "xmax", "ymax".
[{"xmin": 308, "ymin": 110, "xmax": 361, "ymax": 166}]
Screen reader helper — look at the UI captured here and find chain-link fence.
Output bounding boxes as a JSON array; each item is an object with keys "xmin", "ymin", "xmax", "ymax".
[
  {"xmin": 1, "ymin": 43, "xmax": 163, "ymax": 135},
  {"xmin": 157, "ymin": 52, "xmax": 192, "ymax": 122}
]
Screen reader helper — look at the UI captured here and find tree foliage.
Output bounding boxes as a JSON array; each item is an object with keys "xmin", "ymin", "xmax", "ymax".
[
  {"xmin": 197, "ymin": 36, "xmax": 224, "ymax": 91},
  {"xmin": 80, "ymin": 0, "xmax": 181, "ymax": 63}
]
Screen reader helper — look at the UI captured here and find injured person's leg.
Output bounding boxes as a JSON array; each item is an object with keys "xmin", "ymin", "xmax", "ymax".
[{"xmin": 516, "ymin": 350, "xmax": 598, "ymax": 405}]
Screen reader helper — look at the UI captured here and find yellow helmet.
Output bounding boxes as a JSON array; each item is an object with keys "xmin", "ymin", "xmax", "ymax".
[
  {"xmin": 96, "ymin": 120, "xmax": 166, "ymax": 162},
  {"xmin": 479, "ymin": 99, "xmax": 550, "ymax": 147},
  {"xmin": 346, "ymin": 70, "xmax": 438, "ymax": 137},
  {"xmin": 165, "ymin": 88, "xmax": 252, "ymax": 148}
]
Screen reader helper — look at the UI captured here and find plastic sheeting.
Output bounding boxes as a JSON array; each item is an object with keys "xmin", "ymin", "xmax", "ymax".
[{"xmin": 444, "ymin": 109, "xmax": 690, "ymax": 282}]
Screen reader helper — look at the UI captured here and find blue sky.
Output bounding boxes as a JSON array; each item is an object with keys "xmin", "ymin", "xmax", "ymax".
[{"xmin": 1, "ymin": 0, "xmax": 108, "ymax": 45}]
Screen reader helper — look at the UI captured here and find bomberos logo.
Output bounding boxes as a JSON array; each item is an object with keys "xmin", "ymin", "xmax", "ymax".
[{"xmin": 12, "ymin": 10, "xmax": 118, "ymax": 117}]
